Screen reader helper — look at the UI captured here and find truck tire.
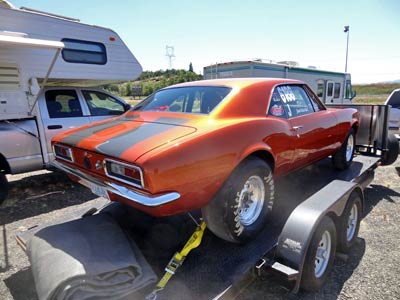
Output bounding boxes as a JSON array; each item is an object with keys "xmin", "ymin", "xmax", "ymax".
[
  {"xmin": 381, "ymin": 133, "xmax": 399, "ymax": 166},
  {"xmin": 332, "ymin": 129, "xmax": 355, "ymax": 170},
  {"xmin": 337, "ymin": 193, "xmax": 362, "ymax": 253},
  {"xmin": 0, "ymin": 173, "xmax": 8, "ymax": 205},
  {"xmin": 202, "ymin": 157, "xmax": 274, "ymax": 243},
  {"xmin": 301, "ymin": 216, "xmax": 337, "ymax": 291}
]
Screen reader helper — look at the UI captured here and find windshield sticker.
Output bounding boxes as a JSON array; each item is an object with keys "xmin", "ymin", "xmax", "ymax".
[
  {"xmin": 277, "ymin": 86, "xmax": 296, "ymax": 103},
  {"xmin": 271, "ymin": 105, "xmax": 285, "ymax": 117}
]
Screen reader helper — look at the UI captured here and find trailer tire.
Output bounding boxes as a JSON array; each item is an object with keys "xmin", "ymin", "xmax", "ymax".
[
  {"xmin": 381, "ymin": 133, "xmax": 399, "ymax": 166},
  {"xmin": 0, "ymin": 173, "xmax": 8, "ymax": 205},
  {"xmin": 332, "ymin": 129, "xmax": 355, "ymax": 170},
  {"xmin": 337, "ymin": 193, "xmax": 362, "ymax": 253},
  {"xmin": 301, "ymin": 216, "xmax": 337, "ymax": 291},
  {"xmin": 202, "ymin": 157, "xmax": 274, "ymax": 243}
]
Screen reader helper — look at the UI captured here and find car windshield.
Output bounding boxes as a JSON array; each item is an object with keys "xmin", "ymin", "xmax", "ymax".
[{"xmin": 132, "ymin": 86, "xmax": 232, "ymax": 114}]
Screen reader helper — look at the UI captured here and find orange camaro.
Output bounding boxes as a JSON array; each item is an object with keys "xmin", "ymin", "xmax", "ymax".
[{"xmin": 52, "ymin": 78, "xmax": 359, "ymax": 242}]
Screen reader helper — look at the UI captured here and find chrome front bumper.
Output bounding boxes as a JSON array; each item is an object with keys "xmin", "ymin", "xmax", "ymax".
[{"xmin": 51, "ymin": 160, "xmax": 181, "ymax": 206}]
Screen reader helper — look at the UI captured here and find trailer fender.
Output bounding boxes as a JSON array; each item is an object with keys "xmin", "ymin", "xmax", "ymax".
[{"xmin": 276, "ymin": 180, "xmax": 363, "ymax": 293}]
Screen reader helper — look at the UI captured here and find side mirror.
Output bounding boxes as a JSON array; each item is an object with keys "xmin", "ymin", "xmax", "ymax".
[
  {"xmin": 123, "ymin": 103, "xmax": 131, "ymax": 112},
  {"xmin": 351, "ymin": 90, "xmax": 357, "ymax": 100}
]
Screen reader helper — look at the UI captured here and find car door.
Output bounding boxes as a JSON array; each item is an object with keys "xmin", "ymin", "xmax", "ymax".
[
  {"xmin": 275, "ymin": 85, "xmax": 337, "ymax": 170},
  {"xmin": 40, "ymin": 88, "xmax": 91, "ymax": 156},
  {"xmin": 80, "ymin": 89, "xmax": 128, "ymax": 123}
]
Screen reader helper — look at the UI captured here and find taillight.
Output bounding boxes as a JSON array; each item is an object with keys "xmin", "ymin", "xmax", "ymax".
[
  {"xmin": 54, "ymin": 144, "xmax": 74, "ymax": 162},
  {"xmin": 104, "ymin": 159, "xmax": 143, "ymax": 188}
]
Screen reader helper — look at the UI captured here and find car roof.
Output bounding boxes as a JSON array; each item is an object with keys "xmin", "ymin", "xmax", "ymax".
[{"xmin": 167, "ymin": 78, "xmax": 303, "ymax": 89}]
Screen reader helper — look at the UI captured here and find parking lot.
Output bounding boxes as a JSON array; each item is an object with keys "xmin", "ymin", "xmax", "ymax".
[{"xmin": 0, "ymin": 155, "xmax": 399, "ymax": 300}]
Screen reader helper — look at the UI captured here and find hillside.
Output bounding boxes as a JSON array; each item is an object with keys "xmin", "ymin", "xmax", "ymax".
[{"xmin": 352, "ymin": 83, "xmax": 400, "ymax": 104}]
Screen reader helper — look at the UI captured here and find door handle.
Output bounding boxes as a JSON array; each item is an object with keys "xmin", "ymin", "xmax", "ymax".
[
  {"xmin": 291, "ymin": 125, "xmax": 304, "ymax": 131},
  {"xmin": 47, "ymin": 125, "xmax": 63, "ymax": 130}
]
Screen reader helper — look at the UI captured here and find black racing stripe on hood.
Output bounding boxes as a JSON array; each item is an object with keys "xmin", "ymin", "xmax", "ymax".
[
  {"xmin": 61, "ymin": 120, "xmax": 125, "ymax": 146},
  {"xmin": 95, "ymin": 122, "xmax": 178, "ymax": 157}
]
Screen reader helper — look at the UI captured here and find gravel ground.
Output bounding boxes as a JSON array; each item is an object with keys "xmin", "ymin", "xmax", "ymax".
[{"xmin": 0, "ymin": 155, "xmax": 399, "ymax": 300}]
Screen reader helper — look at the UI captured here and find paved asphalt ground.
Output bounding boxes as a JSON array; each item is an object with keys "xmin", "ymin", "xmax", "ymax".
[{"xmin": 0, "ymin": 155, "xmax": 399, "ymax": 300}]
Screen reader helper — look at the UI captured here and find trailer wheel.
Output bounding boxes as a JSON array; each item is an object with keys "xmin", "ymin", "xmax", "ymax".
[
  {"xmin": 0, "ymin": 173, "xmax": 8, "ymax": 205},
  {"xmin": 202, "ymin": 157, "xmax": 274, "ymax": 243},
  {"xmin": 301, "ymin": 216, "xmax": 337, "ymax": 291},
  {"xmin": 337, "ymin": 193, "xmax": 362, "ymax": 253},
  {"xmin": 381, "ymin": 133, "xmax": 399, "ymax": 166},
  {"xmin": 332, "ymin": 129, "xmax": 355, "ymax": 170}
]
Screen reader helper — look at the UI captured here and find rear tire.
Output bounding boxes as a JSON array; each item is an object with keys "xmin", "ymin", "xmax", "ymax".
[
  {"xmin": 301, "ymin": 216, "xmax": 337, "ymax": 291},
  {"xmin": 337, "ymin": 193, "xmax": 362, "ymax": 253},
  {"xmin": 332, "ymin": 129, "xmax": 355, "ymax": 170},
  {"xmin": 381, "ymin": 133, "xmax": 399, "ymax": 166},
  {"xmin": 202, "ymin": 157, "xmax": 274, "ymax": 243},
  {"xmin": 0, "ymin": 173, "xmax": 8, "ymax": 205}
]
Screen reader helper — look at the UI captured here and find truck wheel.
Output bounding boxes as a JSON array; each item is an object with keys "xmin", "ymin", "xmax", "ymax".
[
  {"xmin": 301, "ymin": 216, "xmax": 337, "ymax": 291},
  {"xmin": 0, "ymin": 173, "xmax": 8, "ymax": 205},
  {"xmin": 337, "ymin": 193, "xmax": 362, "ymax": 253},
  {"xmin": 381, "ymin": 133, "xmax": 399, "ymax": 166},
  {"xmin": 332, "ymin": 129, "xmax": 355, "ymax": 170},
  {"xmin": 202, "ymin": 157, "xmax": 274, "ymax": 243}
]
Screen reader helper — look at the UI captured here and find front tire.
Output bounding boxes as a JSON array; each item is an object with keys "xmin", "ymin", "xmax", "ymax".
[
  {"xmin": 0, "ymin": 173, "xmax": 8, "ymax": 205},
  {"xmin": 332, "ymin": 128, "xmax": 355, "ymax": 170},
  {"xmin": 301, "ymin": 216, "xmax": 337, "ymax": 291},
  {"xmin": 202, "ymin": 157, "xmax": 274, "ymax": 243}
]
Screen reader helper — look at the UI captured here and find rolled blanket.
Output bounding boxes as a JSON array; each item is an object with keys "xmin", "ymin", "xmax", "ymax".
[{"xmin": 27, "ymin": 213, "xmax": 157, "ymax": 300}]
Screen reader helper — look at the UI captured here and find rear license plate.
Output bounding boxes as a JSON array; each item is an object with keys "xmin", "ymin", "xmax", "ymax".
[{"xmin": 89, "ymin": 183, "xmax": 110, "ymax": 200}]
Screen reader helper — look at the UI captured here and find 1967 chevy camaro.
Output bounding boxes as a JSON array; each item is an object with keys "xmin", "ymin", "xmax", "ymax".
[{"xmin": 52, "ymin": 78, "xmax": 359, "ymax": 243}]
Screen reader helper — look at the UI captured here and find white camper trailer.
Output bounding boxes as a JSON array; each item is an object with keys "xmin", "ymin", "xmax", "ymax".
[
  {"xmin": 203, "ymin": 60, "xmax": 354, "ymax": 104},
  {"xmin": 0, "ymin": 1, "xmax": 142, "ymax": 203}
]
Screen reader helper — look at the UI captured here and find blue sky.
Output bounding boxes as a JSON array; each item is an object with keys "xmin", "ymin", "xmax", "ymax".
[{"xmin": 11, "ymin": 0, "xmax": 400, "ymax": 83}]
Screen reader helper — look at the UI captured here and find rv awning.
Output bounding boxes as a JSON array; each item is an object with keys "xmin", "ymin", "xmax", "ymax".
[{"xmin": 0, "ymin": 34, "xmax": 64, "ymax": 49}]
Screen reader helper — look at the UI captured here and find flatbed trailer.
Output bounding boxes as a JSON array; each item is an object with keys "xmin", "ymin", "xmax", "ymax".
[
  {"xmin": 15, "ymin": 104, "xmax": 399, "ymax": 299},
  {"xmin": 16, "ymin": 155, "xmax": 381, "ymax": 300}
]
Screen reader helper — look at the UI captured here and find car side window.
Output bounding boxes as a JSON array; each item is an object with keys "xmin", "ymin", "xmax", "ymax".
[
  {"xmin": 82, "ymin": 90, "xmax": 125, "ymax": 116},
  {"xmin": 304, "ymin": 86, "xmax": 325, "ymax": 112},
  {"xmin": 274, "ymin": 85, "xmax": 314, "ymax": 118},
  {"xmin": 45, "ymin": 90, "xmax": 83, "ymax": 118},
  {"xmin": 268, "ymin": 90, "xmax": 288, "ymax": 118}
]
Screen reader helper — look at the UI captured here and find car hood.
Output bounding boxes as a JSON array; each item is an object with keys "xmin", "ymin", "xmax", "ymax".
[{"xmin": 58, "ymin": 114, "xmax": 197, "ymax": 161}]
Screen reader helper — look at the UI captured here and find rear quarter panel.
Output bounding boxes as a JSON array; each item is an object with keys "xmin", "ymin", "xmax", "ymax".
[{"xmin": 327, "ymin": 107, "xmax": 358, "ymax": 143}]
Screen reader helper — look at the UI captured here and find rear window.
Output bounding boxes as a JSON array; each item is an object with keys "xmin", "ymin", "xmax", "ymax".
[
  {"xmin": 61, "ymin": 39, "xmax": 107, "ymax": 65},
  {"xmin": 133, "ymin": 86, "xmax": 232, "ymax": 114},
  {"xmin": 387, "ymin": 91, "xmax": 400, "ymax": 109}
]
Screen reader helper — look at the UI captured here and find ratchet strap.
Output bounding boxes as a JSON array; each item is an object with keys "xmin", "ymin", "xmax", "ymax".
[{"xmin": 146, "ymin": 221, "xmax": 206, "ymax": 300}]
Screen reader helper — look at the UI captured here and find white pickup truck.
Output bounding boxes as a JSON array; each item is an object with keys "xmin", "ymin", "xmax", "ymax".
[
  {"xmin": 386, "ymin": 88, "xmax": 400, "ymax": 139},
  {"xmin": 0, "ymin": 2, "xmax": 142, "ymax": 203},
  {"xmin": 0, "ymin": 87, "xmax": 130, "ymax": 203}
]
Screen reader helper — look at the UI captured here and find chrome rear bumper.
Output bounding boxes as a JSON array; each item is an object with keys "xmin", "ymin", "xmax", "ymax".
[{"xmin": 51, "ymin": 160, "xmax": 180, "ymax": 206}]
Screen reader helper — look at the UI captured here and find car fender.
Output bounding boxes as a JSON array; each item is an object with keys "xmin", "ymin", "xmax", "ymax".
[{"xmin": 238, "ymin": 142, "xmax": 276, "ymax": 170}]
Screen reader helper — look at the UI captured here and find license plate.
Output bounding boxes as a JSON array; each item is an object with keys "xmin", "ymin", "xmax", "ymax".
[{"xmin": 89, "ymin": 183, "xmax": 110, "ymax": 200}]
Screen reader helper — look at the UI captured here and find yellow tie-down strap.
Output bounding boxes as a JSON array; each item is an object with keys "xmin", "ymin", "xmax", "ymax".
[{"xmin": 147, "ymin": 221, "xmax": 206, "ymax": 299}]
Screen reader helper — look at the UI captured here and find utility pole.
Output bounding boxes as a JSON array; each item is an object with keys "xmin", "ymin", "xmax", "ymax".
[{"xmin": 344, "ymin": 25, "xmax": 350, "ymax": 73}]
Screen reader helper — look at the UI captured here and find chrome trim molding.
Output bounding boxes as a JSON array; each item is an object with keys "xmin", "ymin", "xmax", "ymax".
[
  {"xmin": 52, "ymin": 160, "xmax": 180, "ymax": 206},
  {"xmin": 103, "ymin": 158, "xmax": 144, "ymax": 188}
]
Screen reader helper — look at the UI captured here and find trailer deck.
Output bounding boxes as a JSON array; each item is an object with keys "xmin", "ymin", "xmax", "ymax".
[{"xmin": 16, "ymin": 155, "xmax": 380, "ymax": 300}]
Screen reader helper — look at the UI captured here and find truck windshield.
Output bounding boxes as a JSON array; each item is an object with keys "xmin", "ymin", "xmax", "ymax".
[
  {"xmin": 133, "ymin": 86, "xmax": 231, "ymax": 114},
  {"xmin": 387, "ymin": 90, "xmax": 400, "ymax": 108}
]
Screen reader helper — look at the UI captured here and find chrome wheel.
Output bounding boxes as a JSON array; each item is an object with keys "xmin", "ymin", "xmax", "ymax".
[
  {"xmin": 237, "ymin": 175, "xmax": 265, "ymax": 226},
  {"xmin": 346, "ymin": 203, "xmax": 358, "ymax": 241},
  {"xmin": 314, "ymin": 230, "xmax": 332, "ymax": 278},
  {"xmin": 346, "ymin": 134, "xmax": 354, "ymax": 162}
]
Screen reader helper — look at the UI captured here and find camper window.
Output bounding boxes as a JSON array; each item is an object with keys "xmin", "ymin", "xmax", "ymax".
[
  {"xmin": 61, "ymin": 39, "xmax": 107, "ymax": 65},
  {"xmin": 334, "ymin": 83, "xmax": 341, "ymax": 98},
  {"xmin": 82, "ymin": 90, "xmax": 125, "ymax": 116},
  {"xmin": 317, "ymin": 81, "xmax": 324, "ymax": 98},
  {"xmin": 45, "ymin": 90, "xmax": 83, "ymax": 118},
  {"xmin": 345, "ymin": 80, "xmax": 352, "ymax": 99},
  {"xmin": 327, "ymin": 82, "xmax": 334, "ymax": 97}
]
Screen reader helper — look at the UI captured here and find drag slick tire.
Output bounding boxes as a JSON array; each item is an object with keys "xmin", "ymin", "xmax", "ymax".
[
  {"xmin": 0, "ymin": 173, "xmax": 8, "ymax": 205},
  {"xmin": 301, "ymin": 216, "xmax": 337, "ymax": 291},
  {"xmin": 332, "ymin": 128, "xmax": 355, "ymax": 170},
  {"xmin": 202, "ymin": 157, "xmax": 274, "ymax": 243}
]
